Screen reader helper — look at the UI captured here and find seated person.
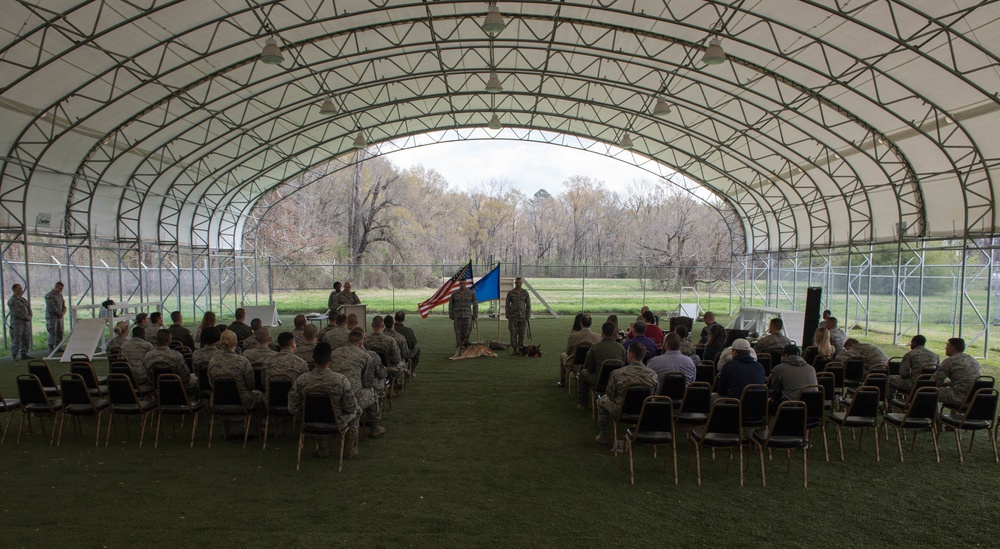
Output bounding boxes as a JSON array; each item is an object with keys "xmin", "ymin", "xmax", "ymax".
[
  {"xmin": 576, "ymin": 322, "xmax": 627, "ymax": 410},
  {"xmin": 243, "ymin": 328, "xmax": 278, "ymax": 369},
  {"xmin": 558, "ymin": 314, "xmax": 601, "ymax": 387},
  {"xmin": 622, "ymin": 321, "xmax": 657, "ymax": 361},
  {"xmin": 889, "ymin": 334, "xmax": 939, "ymax": 396},
  {"xmin": 935, "ymin": 337, "xmax": 982, "ymax": 408},
  {"xmin": 288, "ymin": 342, "xmax": 359, "ymax": 458},
  {"xmin": 594, "ymin": 343, "xmax": 658, "ymax": 445},
  {"xmin": 836, "ymin": 338, "xmax": 889, "ymax": 375},
  {"xmin": 768, "ymin": 344, "xmax": 817, "ymax": 413},
  {"xmin": 647, "ymin": 333, "xmax": 696, "ymax": 385},
  {"xmin": 754, "ymin": 318, "xmax": 791, "ymax": 356},
  {"xmin": 208, "ymin": 330, "xmax": 264, "ymax": 411},
  {"xmin": 715, "ymin": 339, "xmax": 766, "ymax": 399}
]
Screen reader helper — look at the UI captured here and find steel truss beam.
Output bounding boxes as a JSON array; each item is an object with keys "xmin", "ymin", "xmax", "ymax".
[{"xmin": 7, "ymin": 3, "xmax": 988, "ymax": 255}]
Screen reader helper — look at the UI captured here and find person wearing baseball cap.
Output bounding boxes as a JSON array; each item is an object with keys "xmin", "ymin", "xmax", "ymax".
[{"xmin": 715, "ymin": 338, "xmax": 766, "ymax": 399}]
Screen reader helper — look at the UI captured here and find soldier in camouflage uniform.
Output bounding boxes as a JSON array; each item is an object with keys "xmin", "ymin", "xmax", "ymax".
[
  {"xmin": 7, "ymin": 284, "xmax": 32, "ymax": 360},
  {"xmin": 107, "ymin": 321, "xmax": 129, "ymax": 357},
  {"xmin": 754, "ymin": 318, "xmax": 791, "ymax": 356},
  {"xmin": 227, "ymin": 308, "xmax": 254, "ymax": 345},
  {"xmin": 330, "ymin": 281, "xmax": 361, "ymax": 311},
  {"xmin": 145, "ymin": 312, "xmax": 165, "ymax": 345},
  {"xmin": 291, "ymin": 314, "xmax": 308, "ymax": 346},
  {"xmin": 208, "ymin": 330, "xmax": 264, "ymax": 410},
  {"xmin": 288, "ymin": 341, "xmax": 359, "ymax": 458},
  {"xmin": 448, "ymin": 279, "xmax": 478, "ymax": 350},
  {"xmin": 837, "ymin": 339, "xmax": 889, "ymax": 375},
  {"xmin": 191, "ymin": 326, "xmax": 224, "ymax": 374},
  {"xmin": 321, "ymin": 314, "xmax": 351, "ymax": 350},
  {"xmin": 326, "ymin": 281, "xmax": 342, "ymax": 313},
  {"xmin": 263, "ymin": 332, "xmax": 309, "ymax": 389},
  {"xmin": 825, "ymin": 317, "xmax": 847, "ymax": 355},
  {"xmin": 367, "ymin": 316, "xmax": 405, "ymax": 382},
  {"xmin": 144, "ymin": 329, "xmax": 198, "ymax": 398},
  {"xmin": 318, "ymin": 313, "xmax": 341, "ymax": 342},
  {"xmin": 44, "ymin": 281, "xmax": 66, "ymax": 352},
  {"xmin": 675, "ymin": 325, "xmax": 697, "ymax": 359},
  {"xmin": 295, "ymin": 324, "xmax": 319, "ymax": 369},
  {"xmin": 505, "ymin": 277, "xmax": 531, "ymax": 355},
  {"xmin": 889, "ymin": 334, "xmax": 940, "ymax": 396},
  {"xmin": 330, "ymin": 330, "xmax": 385, "ymax": 437},
  {"xmin": 935, "ymin": 337, "xmax": 982, "ymax": 408},
  {"xmin": 595, "ymin": 343, "xmax": 658, "ymax": 445},
  {"xmin": 394, "ymin": 311, "xmax": 421, "ymax": 374},
  {"xmin": 243, "ymin": 328, "xmax": 278, "ymax": 368},
  {"xmin": 120, "ymin": 326, "xmax": 153, "ymax": 385}
]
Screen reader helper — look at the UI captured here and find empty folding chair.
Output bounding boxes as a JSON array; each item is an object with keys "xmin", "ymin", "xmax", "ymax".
[
  {"xmin": 688, "ymin": 398, "xmax": 743, "ymax": 486},
  {"xmin": 623, "ymin": 396, "xmax": 677, "ymax": 485}
]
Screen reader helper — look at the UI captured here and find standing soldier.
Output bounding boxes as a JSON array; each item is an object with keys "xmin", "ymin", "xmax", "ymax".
[
  {"xmin": 505, "ymin": 277, "xmax": 531, "ymax": 355},
  {"xmin": 45, "ymin": 281, "xmax": 67, "ymax": 353},
  {"xmin": 448, "ymin": 279, "xmax": 478, "ymax": 352},
  {"xmin": 7, "ymin": 283, "xmax": 32, "ymax": 360},
  {"xmin": 331, "ymin": 281, "xmax": 361, "ymax": 311},
  {"xmin": 326, "ymin": 281, "xmax": 342, "ymax": 314}
]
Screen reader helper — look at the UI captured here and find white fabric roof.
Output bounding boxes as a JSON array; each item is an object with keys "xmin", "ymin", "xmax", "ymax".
[{"xmin": 1, "ymin": 0, "xmax": 998, "ymax": 253}]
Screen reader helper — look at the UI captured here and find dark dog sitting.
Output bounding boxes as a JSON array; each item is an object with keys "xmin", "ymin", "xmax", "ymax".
[{"xmin": 523, "ymin": 344, "xmax": 542, "ymax": 357}]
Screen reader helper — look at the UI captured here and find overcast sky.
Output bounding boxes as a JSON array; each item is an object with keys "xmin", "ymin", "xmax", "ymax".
[{"xmin": 383, "ymin": 139, "xmax": 660, "ymax": 197}]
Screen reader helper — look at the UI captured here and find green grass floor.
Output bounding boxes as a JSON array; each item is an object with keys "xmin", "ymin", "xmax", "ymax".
[{"xmin": 2, "ymin": 315, "xmax": 999, "ymax": 548}]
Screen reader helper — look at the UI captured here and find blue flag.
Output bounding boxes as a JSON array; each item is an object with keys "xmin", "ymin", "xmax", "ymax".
[{"xmin": 472, "ymin": 264, "xmax": 501, "ymax": 303}]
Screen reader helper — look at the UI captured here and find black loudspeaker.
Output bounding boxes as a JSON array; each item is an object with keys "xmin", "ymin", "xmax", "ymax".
[{"xmin": 802, "ymin": 287, "xmax": 822, "ymax": 348}]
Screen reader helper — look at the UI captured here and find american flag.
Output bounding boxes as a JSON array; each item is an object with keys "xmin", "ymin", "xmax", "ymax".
[{"xmin": 418, "ymin": 261, "xmax": 473, "ymax": 318}]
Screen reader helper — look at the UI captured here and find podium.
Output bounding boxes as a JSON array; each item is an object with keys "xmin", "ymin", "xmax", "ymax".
[{"xmin": 339, "ymin": 304, "xmax": 367, "ymax": 329}]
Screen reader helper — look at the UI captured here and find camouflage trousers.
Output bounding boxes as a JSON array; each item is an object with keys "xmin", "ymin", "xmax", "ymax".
[
  {"xmin": 9, "ymin": 320, "xmax": 31, "ymax": 357},
  {"xmin": 453, "ymin": 317, "xmax": 473, "ymax": 347},
  {"xmin": 46, "ymin": 317, "xmax": 64, "ymax": 351},
  {"xmin": 356, "ymin": 387, "xmax": 381, "ymax": 424},
  {"xmin": 938, "ymin": 386, "xmax": 966, "ymax": 408},
  {"xmin": 508, "ymin": 316, "xmax": 527, "ymax": 349},
  {"xmin": 409, "ymin": 344, "xmax": 421, "ymax": 370},
  {"xmin": 596, "ymin": 396, "xmax": 618, "ymax": 435},
  {"xmin": 888, "ymin": 375, "xmax": 914, "ymax": 397}
]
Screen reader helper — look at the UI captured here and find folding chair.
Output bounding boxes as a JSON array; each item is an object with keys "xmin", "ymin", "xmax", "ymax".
[
  {"xmin": 155, "ymin": 373, "xmax": 207, "ymax": 448},
  {"xmin": 624, "ymin": 396, "xmax": 677, "ymax": 485},
  {"xmin": 828, "ymin": 386, "xmax": 881, "ymax": 462},
  {"xmin": 297, "ymin": 388, "xmax": 347, "ymax": 472},
  {"xmin": 688, "ymin": 398, "xmax": 743, "ymax": 486},
  {"xmin": 939, "ymin": 387, "xmax": 998, "ymax": 463},
  {"xmin": 55, "ymin": 373, "xmax": 110, "ymax": 446},
  {"xmin": 751, "ymin": 400, "xmax": 809, "ymax": 488},
  {"xmin": 105, "ymin": 373, "xmax": 157, "ymax": 447},
  {"xmin": 208, "ymin": 375, "xmax": 254, "ymax": 449},
  {"xmin": 16, "ymin": 374, "xmax": 63, "ymax": 445},
  {"xmin": 263, "ymin": 374, "xmax": 295, "ymax": 449},
  {"xmin": 884, "ymin": 386, "xmax": 940, "ymax": 463}
]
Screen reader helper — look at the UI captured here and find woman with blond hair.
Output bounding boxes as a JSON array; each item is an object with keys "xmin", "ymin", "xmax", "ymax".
[
  {"xmin": 107, "ymin": 320, "xmax": 130, "ymax": 356},
  {"xmin": 804, "ymin": 326, "xmax": 835, "ymax": 365}
]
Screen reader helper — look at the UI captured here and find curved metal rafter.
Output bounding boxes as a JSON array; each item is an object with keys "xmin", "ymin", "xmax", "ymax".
[{"xmin": 0, "ymin": 0, "xmax": 994, "ymax": 257}]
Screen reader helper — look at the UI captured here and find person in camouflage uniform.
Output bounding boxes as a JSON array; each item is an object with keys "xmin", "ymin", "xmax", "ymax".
[
  {"xmin": 595, "ymin": 342, "xmax": 658, "ymax": 445},
  {"xmin": 191, "ymin": 326, "xmax": 224, "ymax": 374},
  {"xmin": 263, "ymin": 332, "xmax": 309, "ymax": 389},
  {"xmin": 208, "ymin": 330, "xmax": 264, "ymax": 410},
  {"xmin": 107, "ymin": 321, "xmax": 129, "ymax": 357},
  {"xmin": 383, "ymin": 315, "xmax": 411, "ymax": 382},
  {"xmin": 394, "ymin": 311, "xmax": 421, "ymax": 374},
  {"xmin": 144, "ymin": 329, "xmax": 198, "ymax": 398},
  {"xmin": 837, "ymin": 339, "xmax": 889, "ymax": 375},
  {"xmin": 505, "ymin": 277, "xmax": 531, "ymax": 354},
  {"xmin": 119, "ymin": 326, "xmax": 153, "ymax": 385},
  {"xmin": 322, "ymin": 314, "xmax": 352, "ymax": 350},
  {"xmin": 243, "ymin": 328, "xmax": 278, "ymax": 368},
  {"xmin": 330, "ymin": 330, "xmax": 385, "ymax": 437},
  {"xmin": 935, "ymin": 337, "xmax": 983, "ymax": 408},
  {"xmin": 889, "ymin": 334, "xmax": 940, "ymax": 396},
  {"xmin": 295, "ymin": 324, "xmax": 319, "ymax": 369},
  {"xmin": 7, "ymin": 284, "xmax": 32, "ymax": 359},
  {"xmin": 326, "ymin": 281, "xmax": 342, "ymax": 314},
  {"xmin": 44, "ymin": 281, "xmax": 66, "ymax": 352},
  {"xmin": 448, "ymin": 279, "xmax": 478, "ymax": 350},
  {"xmin": 825, "ymin": 317, "xmax": 847, "ymax": 355},
  {"xmin": 291, "ymin": 314, "xmax": 308, "ymax": 346},
  {"xmin": 367, "ymin": 316, "xmax": 406, "ymax": 383},
  {"xmin": 675, "ymin": 325, "xmax": 697, "ymax": 359},
  {"xmin": 318, "ymin": 313, "xmax": 341, "ymax": 341},
  {"xmin": 145, "ymin": 312, "xmax": 165, "ymax": 345},
  {"xmin": 330, "ymin": 281, "xmax": 361, "ymax": 311},
  {"xmin": 288, "ymin": 341, "xmax": 359, "ymax": 458},
  {"xmin": 754, "ymin": 318, "xmax": 792, "ymax": 356}
]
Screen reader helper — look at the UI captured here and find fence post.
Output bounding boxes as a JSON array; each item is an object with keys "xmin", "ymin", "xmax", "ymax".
[{"xmin": 268, "ymin": 257, "xmax": 274, "ymax": 307}]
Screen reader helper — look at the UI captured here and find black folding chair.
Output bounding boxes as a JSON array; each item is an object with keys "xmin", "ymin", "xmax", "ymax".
[{"xmin": 297, "ymin": 388, "xmax": 347, "ymax": 472}]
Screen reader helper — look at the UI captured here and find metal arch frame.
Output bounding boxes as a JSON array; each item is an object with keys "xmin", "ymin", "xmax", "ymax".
[
  {"xmin": 0, "ymin": 1, "xmax": 992, "ymax": 255},
  {"xmin": 72, "ymin": 13, "xmax": 920, "ymax": 250},
  {"xmin": 66, "ymin": 35, "xmax": 916, "ymax": 253}
]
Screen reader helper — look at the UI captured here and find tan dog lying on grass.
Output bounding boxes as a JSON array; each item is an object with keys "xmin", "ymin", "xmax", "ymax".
[{"xmin": 449, "ymin": 343, "xmax": 498, "ymax": 360}]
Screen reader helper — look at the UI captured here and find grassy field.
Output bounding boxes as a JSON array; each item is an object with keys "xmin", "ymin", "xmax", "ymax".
[{"xmin": 1, "ymin": 314, "xmax": 999, "ymax": 548}]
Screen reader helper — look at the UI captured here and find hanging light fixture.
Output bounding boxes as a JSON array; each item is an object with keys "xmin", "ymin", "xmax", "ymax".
[
  {"xmin": 619, "ymin": 134, "xmax": 634, "ymax": 150},
  {"xmin": 701, "ymin": 37, "xmax": 726, "ymax": 65},
  {"xmin": 653, "ymin": 97, "xmax": 672, "ymax": 118},
  {"xmin": 482, "ymin": 3, "xmax": 506, "ymax": 36},
  {"xmin": 485, "ymin": 72, "xmax": 503, "ymax": 93},
  {"xmin": 353, "ymin": 132, "xmax": 367, "ymax": 149},
  {"xmin": 319, "ymin": 97, "xmax": 337, "ymax": 116},
  {"xmin": 259, "ymin": 37, "xmax": 284, "ymax": 65},
  {"xmin": 488, "ymin": 114, "xmax": 502, "ymax": 130}
]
